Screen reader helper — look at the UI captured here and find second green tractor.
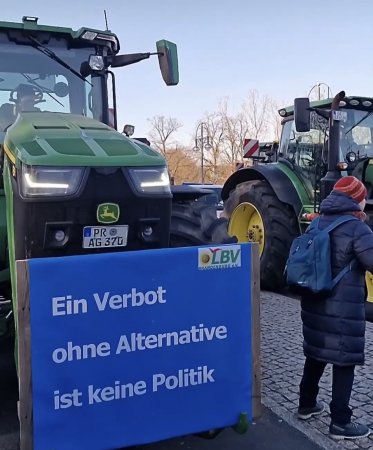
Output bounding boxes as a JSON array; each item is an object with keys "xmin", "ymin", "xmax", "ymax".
[{"xmin": 222, "ymin": 91, "xmax": 373, "ymax": 315}]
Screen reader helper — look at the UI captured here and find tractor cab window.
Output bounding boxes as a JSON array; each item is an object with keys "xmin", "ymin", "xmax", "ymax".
[
  {"xmin": 281, "ymin": 115, "xmax": 327, "ymax": 168},
  {"xmin": 280, "ymin": 115, "xmax": 328, "ymax": 198},
  {"xmin": 0, "ymin": 74, "xmax": 71, "ymax": 114},
  {"xmin": 0, "ymin": 38, "xmax": 105, "ymax": 138},
  {"xmin": 279, "ymin": 105, "xmax": 373, "ymax": 203},
  {"xmin": 340, "ymin": 110, "xmax": 373, "ymax": 160}
]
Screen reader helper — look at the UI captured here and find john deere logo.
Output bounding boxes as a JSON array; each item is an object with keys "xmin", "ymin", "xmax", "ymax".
[{"xmin": 97, "ymin": 203, "xmax": 120, "ymax": 224}]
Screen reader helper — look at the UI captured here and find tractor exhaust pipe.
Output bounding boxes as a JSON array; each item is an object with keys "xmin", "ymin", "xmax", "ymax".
[{"xmin": 320, "ymin": 90, "xmax": 346, "ymax": 201}]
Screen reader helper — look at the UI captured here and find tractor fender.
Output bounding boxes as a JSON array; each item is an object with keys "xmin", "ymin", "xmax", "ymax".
[{"xmin": 221, "ymin": 164, "xmax": 303, "ymax": 216}]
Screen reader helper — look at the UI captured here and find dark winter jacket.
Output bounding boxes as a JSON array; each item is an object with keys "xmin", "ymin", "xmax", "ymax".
[{"xmin": 301, "ymin": 191, "xmax": 373, "ymax": 366}]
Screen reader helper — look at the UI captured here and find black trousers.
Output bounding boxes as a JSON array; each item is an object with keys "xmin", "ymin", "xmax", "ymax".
[{"xmin": 299, "ymin": 356, "xmax": 355, "ymax": 425}]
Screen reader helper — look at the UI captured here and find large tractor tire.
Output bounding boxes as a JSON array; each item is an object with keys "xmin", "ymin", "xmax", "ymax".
[
  {"xmin": 223, "ymin": 180, "xmax": 299, "ymax": 290},
  {"xmin": 170, "ymin": 202, "xmax": 235, "ymax": 247}
]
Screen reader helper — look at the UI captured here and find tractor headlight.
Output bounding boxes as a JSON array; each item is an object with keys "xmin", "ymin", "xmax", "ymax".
[
  {"xmin": 20, "ymin": 165, "xmax": 84, "ymax": 197},
  {"xmin": 128, "ymin": 167, "xmax": 170, "ymax": 194}
]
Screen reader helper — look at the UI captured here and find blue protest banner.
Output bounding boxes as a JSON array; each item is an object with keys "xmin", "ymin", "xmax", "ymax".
[{"xmin": 24, "ymin": 243, "xmax": 258, "ymax": 450}]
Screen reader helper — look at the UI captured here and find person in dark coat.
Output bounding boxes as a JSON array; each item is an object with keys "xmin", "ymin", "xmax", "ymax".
[{"xmin": 297, "ymin": 176, "xmax": 373, "ymax": 440}]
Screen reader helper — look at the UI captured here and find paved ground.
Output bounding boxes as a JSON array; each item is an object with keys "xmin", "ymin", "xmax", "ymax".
[
  {"xmin": 0, "ymin": 406, "xmax": 324, "ymax": 450},
  {"xmin": 261, "ymin": 291, "xmax": 373, "ymax": 450},
  {"xmin": 130, "ymin": 407, "xmax": 323, "ymax": 450}
]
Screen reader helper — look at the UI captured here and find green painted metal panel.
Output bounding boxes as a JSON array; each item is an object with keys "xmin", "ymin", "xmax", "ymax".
[
  {"xmin": 0, "ymin": 192, "xmax": 7, "ymax": 269},
  {"xmin": 0, "ymin": 19, "xmax": 119, "ymax": 46},
  {"xmin": 276, "ymin": 163, "xmax": 313, "ymax": 206},
  {"xmin": 4, "ymin": 113, "xmax": 165, "ymax": 167}
]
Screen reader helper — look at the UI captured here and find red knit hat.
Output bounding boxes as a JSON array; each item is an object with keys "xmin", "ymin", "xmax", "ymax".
[{"xmin": 333, "ymin": 176, "xmax": 367, "ymax": 203}]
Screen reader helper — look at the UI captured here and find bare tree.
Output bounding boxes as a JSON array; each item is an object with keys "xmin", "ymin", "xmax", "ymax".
[
  {"xmin": 217, "ymin": 98, "xmax": 251, "ymax": 171},
  {"xmin": 194, "ymin": 94, "xmax": 278, "ymax": 181},
  {"xmin": 192, "ymin": 112, "xmax": 226, "ymax": 183},
  {"xmin": 167, "ymin": 145, "xmax": 199, "ymax": 183},
  {"xmin": 147, "ymin": 115, "xmax": 182, "ymax": 156},
  {"xmin": 242, "ymin": 89, "xmax": 272, "ymax": 140},
  {"xmin": 147, "ymin": 91, "xmax": 284, "ymax": 185},
  {"xmin": 268, "ymin": 98, "xmax": 282, "ymax": 142}
]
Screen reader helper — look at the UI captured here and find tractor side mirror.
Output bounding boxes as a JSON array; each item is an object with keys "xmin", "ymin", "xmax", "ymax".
[
  {"xmin": 294, "ymin": 97, "xmax": 311, "ymax": 132},
  {"xmin": 156, "ymin": 40, "xmax": 179, "ymax": 86},
  {"xmin": 266, "ymin": 141, "xmax": 279, "ymax": 161},
  {"xmin": 265, "ymin": 141, "xmax": 279, "ymax": 156}
]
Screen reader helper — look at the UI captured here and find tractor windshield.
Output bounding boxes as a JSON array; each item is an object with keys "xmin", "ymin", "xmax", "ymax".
[
  {"xmin": 0, "ymin": 38, "xmax": 105, "ymax": 135},
  {"xmin": 280, "ymin": 107, "xmax": 373, "ymax": 165},
  {"xmin": 279, "ymin": 107, "xmax": 373, "ymax": 200},
  {"xmin": 341, "ymin": 109, "xmax": 373, "ymax": 158}
]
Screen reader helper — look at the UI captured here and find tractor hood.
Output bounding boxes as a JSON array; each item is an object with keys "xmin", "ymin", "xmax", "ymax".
[{"xmin": 3, "ymin": 112, "xmax": 165, "ymax": 167}]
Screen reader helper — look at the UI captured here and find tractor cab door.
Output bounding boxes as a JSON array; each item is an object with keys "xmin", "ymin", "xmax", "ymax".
[{"xmin": 279, "ymin": 116, "xmax": 328, "ymax": 202}]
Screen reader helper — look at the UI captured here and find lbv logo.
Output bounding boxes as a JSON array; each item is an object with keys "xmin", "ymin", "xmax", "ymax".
[{"xmin": 198, "ymin": 245, "xmax": 241, "ymax": 270}]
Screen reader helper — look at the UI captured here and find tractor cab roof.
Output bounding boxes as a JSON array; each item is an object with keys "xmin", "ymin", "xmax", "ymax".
[
  {"xmin": 278, "ymin": 96, "xmax": 373, "ymax": 118},
  {"xmin": 0, "ymin": 16, "xmax": 120, "ymax": 54}
]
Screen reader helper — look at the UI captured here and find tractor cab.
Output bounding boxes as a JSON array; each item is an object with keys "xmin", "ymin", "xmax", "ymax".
[
  {"xmin": 0, "ymin": 16, "xmax": 178, "ymax": 139},
  {"xmin": 0, "ymin": 17, "xmax": 119, "ymax": 137},
  {"xmin": 278, "ymin": 96, "xmax": 373, "ymax": 217}
]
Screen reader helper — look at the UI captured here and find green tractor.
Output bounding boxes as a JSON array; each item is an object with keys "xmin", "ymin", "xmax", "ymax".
[
  {"xmin": 222, "ymin": 90, "xmax": 373, "ymax": 313},
  {"xmin": 0, "ymin": 17, "xmax": 231, "ymax": 342}
]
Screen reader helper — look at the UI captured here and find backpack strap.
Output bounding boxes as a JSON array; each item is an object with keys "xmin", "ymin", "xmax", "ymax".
[
  {"xmin": 321, "ymin": 215, "xmax": 358, "ymax": 233},
  {"xmin": 307, "ymin": 217, "xmax": 321, "ymax": 232},
  {"xmin": 325, "ymin": 216, "xmax": 358, "ymax": 287},
  {"xmin": 307, "ymin": 215, "xmax": 358, "ymax": 289},
  {"xmin": 332, "ymin": 262, "xmax": 353, "ymax": 288},
  {"xmin": 306, "ymin": 215, "xmax": 356, "ymax": 233}
]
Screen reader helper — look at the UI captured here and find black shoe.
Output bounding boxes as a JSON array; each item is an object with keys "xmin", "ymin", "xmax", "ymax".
[
  {"xmin": 329, "ymin": 422, "xmax": 371, "ymax": 440},
  {"xmin": 297, "ymin": 402, "xmax": 325, "ymax": 420}
]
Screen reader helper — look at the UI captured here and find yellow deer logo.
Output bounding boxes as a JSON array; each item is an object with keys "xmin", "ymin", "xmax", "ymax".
[{"xmin": 97, "ymin": 203, "xmax": 120, "ymax": 224}]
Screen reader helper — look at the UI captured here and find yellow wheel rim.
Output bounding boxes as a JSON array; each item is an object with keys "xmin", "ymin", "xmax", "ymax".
[
  {"xmin": 228, "ymin": 202, "xmax": 265, "ymax": 256},
  {"xmin": 366, "ymin": 272, "xmax": 373, "ymax": 302}
]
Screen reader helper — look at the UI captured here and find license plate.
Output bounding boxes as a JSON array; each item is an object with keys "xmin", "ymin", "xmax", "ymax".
[
  {"xmin": 332, "ymin": 110, "xmax": 347, "ymax": 122},
  {"xmin": 83, "ymin": 226, "xmax": 128, "ymax": 249}
]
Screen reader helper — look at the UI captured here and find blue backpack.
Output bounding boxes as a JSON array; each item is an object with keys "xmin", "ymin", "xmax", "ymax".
[{"xmin": 285, "ymin": 215, "xmax": 358, "ymax": 294}]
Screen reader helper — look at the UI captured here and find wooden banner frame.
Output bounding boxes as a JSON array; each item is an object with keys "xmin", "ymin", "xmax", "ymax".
[
  {"xmin": 17, "ymin": 260, "xmax": 33, "ymax": 450},
  {"xmin": 15, "ymin": 244, "xmax": 262, "ymax": 449},
  {"xmin": 251, "ymin": 243, "xmax": 262, "ymax": 419}
]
